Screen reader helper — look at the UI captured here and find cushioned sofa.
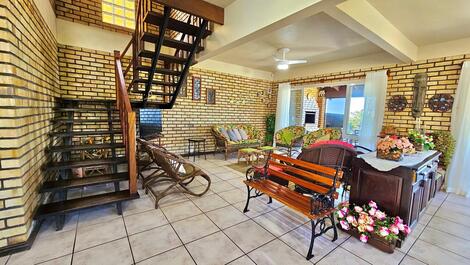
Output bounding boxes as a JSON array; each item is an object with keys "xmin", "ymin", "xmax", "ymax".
[
  {"xmin": 211, "ymin": 124, "xmax": 261, "ymax": 159},
  {"xmin": 302, "ymin": 128, "xmax": 342, "ymax": 148}
]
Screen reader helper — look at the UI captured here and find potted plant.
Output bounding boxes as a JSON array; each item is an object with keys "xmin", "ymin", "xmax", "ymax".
[
  {"xmin": 376, "ymin": 136, "xmax": 414, "ymax": 161},
  {"xmin": 265, "ymin": 114, "xmax": 275, "ymax": 145},
  {"xmin": 430, "ymin": 130, "xmax": 455, "ymax": 169},
  {"xmin": 336, "ymin": 201, "xmax": 411, "ymax": 253},
  {"xmin": 408, "ymin": 130, "xmax": 435, "ymax": 151}
]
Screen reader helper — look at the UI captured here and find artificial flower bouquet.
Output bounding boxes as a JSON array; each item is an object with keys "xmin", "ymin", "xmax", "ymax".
[
  {"xmin": 408, "ymin": 130, "xmax": 435, "ymax": 151},
  {"xmin": 376, "ymin": 135, "xmax": 415, "ymax": 161},
  {"xmin": 336, "ymin": 201, "xmax": 411, "ymax": 245}
]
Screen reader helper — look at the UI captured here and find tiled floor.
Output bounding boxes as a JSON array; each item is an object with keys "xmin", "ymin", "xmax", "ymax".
[{"xmin": 3, "ymin": 154, "xmax": 470, "ymax": 265}]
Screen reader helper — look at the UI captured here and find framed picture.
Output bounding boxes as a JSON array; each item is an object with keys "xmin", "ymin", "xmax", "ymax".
[
  {"xmin": 178, "ymin": 76, "xmax": 187, "ymax": 97},
  {"xmin": 192, "ymin": 76, "xmax": 201, "ymax": 100},
  {"xmin": 207, "ymin": 88, "xmax": 216, "ymax": 104}
]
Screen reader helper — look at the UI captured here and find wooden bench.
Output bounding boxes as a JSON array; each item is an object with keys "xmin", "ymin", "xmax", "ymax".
[{"xmin": 243, "ymin": 153, "xmax": 343, "ymax": 260}]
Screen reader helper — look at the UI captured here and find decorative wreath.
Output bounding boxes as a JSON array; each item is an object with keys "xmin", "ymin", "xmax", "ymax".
[
  {"xmin": 387, "ymin": 95, "xmax": 407, "ymax": 112},
  {"xmin": 428, "ymin": 94, "xmax": 454, "ymax": 112}
]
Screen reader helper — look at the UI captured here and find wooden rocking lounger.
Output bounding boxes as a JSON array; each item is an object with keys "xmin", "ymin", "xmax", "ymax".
[{"xmin": 138, "ymin": 139, "xmax": 211, "ymax": 208}]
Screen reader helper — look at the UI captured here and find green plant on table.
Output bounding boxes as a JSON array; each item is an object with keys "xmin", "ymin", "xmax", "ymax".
[
  {"xmin": 265, "ymin": 114, "xmax": 275, "ymax": 145},
  {"xmin": 408, "ymin": 129, "xmax": 435, "ymax": 151},
  {"xmin": 430, "ymin": 130, "xmax": 455, "ymax": 169}
]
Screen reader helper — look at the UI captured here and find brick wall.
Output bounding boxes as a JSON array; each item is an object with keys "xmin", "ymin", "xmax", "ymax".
[
  {"xmin": 277, "ymin": 54, "xmax": 469, "ymax": 135},
  {"xmin": 0, "ymin": 0, "xmax": 59, "ymax": 248}
]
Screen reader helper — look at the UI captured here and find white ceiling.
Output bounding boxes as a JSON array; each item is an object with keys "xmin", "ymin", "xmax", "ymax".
[
  {"xmin": 368, "ymin": 0, "xmax": 470, "ymax": 45},
  {"xmin": 212, "ymin": 12, "xmax": 382, "ymax": 72},
  {"xmin": 204, "ymin": 0, "xmax": 236, "ymax": 8}
]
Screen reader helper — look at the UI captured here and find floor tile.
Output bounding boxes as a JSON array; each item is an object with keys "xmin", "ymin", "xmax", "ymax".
[
  {"xmin": 434, "ymin": 207, "xmax": 470, "ymax": 227},
  {"xmin": 224, "ymin": 220, "xmax": 275, "ymax": 252},
  {"xmin": 248, "ymin": 239, "xmax": 312, "ymax": 265},
  {"xmin": 280, "ymin": 224, "xmax": 338, "ymax": 264},
  {"xmin": 8, "ymin": 230, "xmax": 75, "ymax": 265},
  {"xmin": 124, "ymin": 209, "xmax": 168, "ymax": 235},
  {"xmin": 75, "ymin": 217, "xmax": 127, "ymax": 251},
  {"xmin": 342, "ymin": 236, "xmax": 405, "ymax": 265},
  {"xmin": 37, "ymin": 255, "xmax": 72, "ymax": 265},
  {"xmin": 191, "ymin": 193, "xmax": 229, "ymax": 212},
  {"xmin": 210, "ymin": 181, "xmax": 237, "ymax": 193},
  {"xmin": 137, "ymin": 246, "xmax": 194, "ymax": 265},
  {"xmin": 157, "ymin": 192, "xmax": 190, "ymax": 207},
  {"xmin": 207, "ymin": 205, "xmax": 249, "ymax": 229},
  {"xmin": 316, "ymin": 247, "xmax": 370, "ymax": 265},
  {"xmin": 122, "ymin": 195, "xmax": 155, "ymax": 216},
  {"xmin": 408, "ymin": 239, "xmax": 470, "ymax": 265},
  {"xmin": 440, "ymin": 201, "xmax": 470, "ymax": 216},
  {"xmin": 446, "ymin": 193, "xmax": 470, "ymax": 207},
  {"xmin": 253, "ymin": 208, "xmax": 305, "ymax": 237},
  {"xmin": 215, "ymin": 171, "xmax": 242, "ymax": 180},
  {"xmin": 418, "ymin": 227, "xmax": 470, "ymax": 259},
  {"xmin": 161, "ymin": 201, "xmax": 202, "ymax": 222},
  {"xmin": 227, "ymin": 255, "xmax": 256, "ymax": 265},
  {"xmin": 0, "ymin": 256, "xmax": 8, "ymax": 265},
  {"xmin": 226, "ymin": 178, "xmax": 247, "ymax": 189},
  {"xmin": 172, "ymin": 214, "xmax": 219, "ymax": 243},
  {"xmin": 233, "ymin": 198, "xmax": 274, "ymax": 218},
  {"xmin": 186, "ymin": 231, "xmax": 244, "ymax": 265},
  {"xmin": 78, "ymin": 204, "xmax": 121, "ymax": 228},
  {"xmin": 129, "ymin": 224, "xmax": 182, "ymax": 262},
  {"xmin": 398, "ymin": 223, "xmax": 426, "ymax": 253},
  {"xmin": 399, "ymin": 256, "xmax": 426, "ymax": 265},
  {"xmin": 72, "ymin": 238, "xmax": 133, "ymax": 265},
  {"xmin": 218, "ymin": 189, "xmax": 247, "ymax": 204},
  {"xmin": 39, "ymin": 213, "xmax": 78, "ymax": 237},
  {"xmin": 427, "ymin": 215, "xmax": 470, "ymax": 240}
]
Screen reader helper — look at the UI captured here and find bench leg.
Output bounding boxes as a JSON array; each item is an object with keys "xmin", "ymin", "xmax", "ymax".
[
  {"xmin": 243, "ymin": 185, "xmax": 251, "ymax": 213},
  {"xmin": 268, "ymin": 197, "xmax": 272, "ymax": 204},
  {"xmin": 306, "ymin": 214, "xmax": 338, "ymax": 260},
  {"xmin": 329, "ymin": 213, "xmax": 338, "ymax": 242},
  {"xmin": 307, "ymin": 219, "xmax": 317, "ymax": 260}
]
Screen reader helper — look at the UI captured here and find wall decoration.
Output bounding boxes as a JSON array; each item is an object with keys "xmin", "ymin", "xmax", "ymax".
[
  {"xmin": 207, "ymin": 88, "xmax": 216, "ymax": 104},
  {"xmin": 192, "ymin": 76, "xmax": 201, "ymax": 100},
  {"xmin": 178, "ymin": 76, "xmax": 187, "ymax": 97},
  {"xmin": 387, "ymin": 95, "xmax": 407, "ymax": 112},
  {"xmin": 411, "ymin": 73, "xmax": 428, "ymax": 118},
  {"xmin": 428, "ymin": 94, "xmax": 454, "ymax": 112}
]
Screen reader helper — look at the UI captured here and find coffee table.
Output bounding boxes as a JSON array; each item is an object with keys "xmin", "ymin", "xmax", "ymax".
[{"xmin": 238, "ymin": 148, "xmax": 262, "ymax": 165}]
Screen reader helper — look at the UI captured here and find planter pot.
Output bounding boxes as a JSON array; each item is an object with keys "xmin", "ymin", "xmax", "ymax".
[
  {"xmin": 337, "ymin": 224, "xmax": 396, "ymax": 253},
  {"xmin": 414, "ymin": 142, "xmax": 423, "ymax": 151},
  {"xmin": 377, "ymin": 150, "xmax": 403, "ymax": 161}
]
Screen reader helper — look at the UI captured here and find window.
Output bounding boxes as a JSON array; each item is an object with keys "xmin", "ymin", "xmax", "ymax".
[
  {"xmin": 102, "ymin": 0, "xmax": 135, "ymax": 29},
  {"xmin": 346, "ymin": 85, "xmax": 365, "ymax": 136}
]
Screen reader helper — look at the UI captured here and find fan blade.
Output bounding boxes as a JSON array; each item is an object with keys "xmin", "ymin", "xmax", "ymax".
[{"xmin": 286, "ymin": 60, "xmax": 307, "ymax": 65}]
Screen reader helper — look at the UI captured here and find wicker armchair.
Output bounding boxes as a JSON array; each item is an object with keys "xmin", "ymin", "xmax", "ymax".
[
  {"xmin": 274, "ymin": 126, "xmax": 306, "ymax": 156},
  {"xmin": 211, "ymin": 124, "xmax": 261, "ymax": 159}
]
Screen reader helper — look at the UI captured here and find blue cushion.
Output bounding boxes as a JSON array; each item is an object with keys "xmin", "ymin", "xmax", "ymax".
[
  {"xmin": 219, "ymin": 128, "xmax": 230, "ymax": 140},
  {"xmin": 233, "ymin": 129, "xmax": 243, "ymax": 141},
  {"xmin": 227, "ymin": 129, "xmax": 239, "ymax": 141},
  {"xmin": 239, "ymin": 129, "xmax": 249, "ymax": 140}
]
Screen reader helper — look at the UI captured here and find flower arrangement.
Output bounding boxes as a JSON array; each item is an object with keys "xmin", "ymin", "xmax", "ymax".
[
  {"xmin": 408, "ymin": 130, "xmax": 435, "ymax": 151},
  {"xmin": 376, "ymin": 135, "xmax": 415, "ymax": 161},
  {"xmin": 336, "ymin": 201, "xmax": 411, "ymax": 243}
]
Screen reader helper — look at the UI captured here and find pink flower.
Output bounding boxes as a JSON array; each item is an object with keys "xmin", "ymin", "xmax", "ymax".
[
  {"xmin": 366, "ymin": 225, "xmax": 374, "ymax": 232},
  {"xmin": 403, "ymin": 225, "xmax": 411, "ymax": 235},
  {"xmin": 368, "ymin": 207, "xmax": 377, "ymax": 216},
  {"xmin": 359, "ymin": 234, "xmax": 369, "ymax": 243},
  {"xmin": 341, "ymin": 207, "xmax": 349, "ymax": 214},
  {"xmin": 337, "ymin": 210, "xmax": 346, "ymax": 218},
  {"xmin": 346, "ymin": 215, "xmax": 355, "ymax": 224},
  {"xmin": 395, "ymin": 216, "xmax": 403, "ymax": 224},
  {"xmin": 379, "ymin": 227, "xmax": 390, "ymax": 237},
  {"xmin": 354, "ymin": 206, "xmax": 363, "ymax": 213},
  {"xmin": 397, "ymin": 222, "xmax": 405, "ymax": 231},
  {"xmin": 340, "ymin": 220, "xmax": 350, "ymax": 230},
  {"xmin": 375, "ymin": 210, "xmax": 386, "ymax": 220},
  {"xmin": 368, "ymin": 201, "xmax": 378, "ymax": 209},
  {"xmin": 390, "ymin": 225, "xmax": 399, "ymax": 235}
]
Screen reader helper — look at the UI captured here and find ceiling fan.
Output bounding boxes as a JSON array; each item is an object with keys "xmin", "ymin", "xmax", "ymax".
[{"xmin": 274, "ymin": 48, "xmax": 307, "ymax": 70}]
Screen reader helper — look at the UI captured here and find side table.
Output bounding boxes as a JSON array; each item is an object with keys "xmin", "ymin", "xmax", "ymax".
[{"xmin": 188, "ymin": 138, "xmax": 207, "ymax": 162}]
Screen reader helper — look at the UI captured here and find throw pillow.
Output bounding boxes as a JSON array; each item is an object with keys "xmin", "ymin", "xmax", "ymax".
[
  {"xmin": 219, "ymin": 128, "xmax": 230, "ymax": 140},
  {"xmin": 233, "ymin": 128, "xmax": 243, "ymax": 141},
  {"xmin": 238, "ymin": 129, "xmax": 249, "ymax": 140},
  {"xmin": 227, "ymin": 129, "xmax": 240, "ymax": 141}
]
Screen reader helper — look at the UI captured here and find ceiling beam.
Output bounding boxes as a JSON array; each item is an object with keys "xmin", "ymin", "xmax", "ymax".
[
  {"xmin": 198, "ymin": 0, "xmax": 344, "ymax": 62},
  {"xmin": 325, "ymin": 0, "xmax": 418, "ymax": 62}
]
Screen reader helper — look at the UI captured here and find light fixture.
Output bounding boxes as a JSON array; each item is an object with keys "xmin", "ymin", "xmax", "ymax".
[{"xmin": 277, "ymin": 63, "xmax": 289, "ymax": 70}]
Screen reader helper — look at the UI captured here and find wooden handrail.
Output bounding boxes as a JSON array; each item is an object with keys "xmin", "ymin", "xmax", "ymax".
[{"xmin": 114, "ymin": 50, "xmax": 137, "ymax": 194}]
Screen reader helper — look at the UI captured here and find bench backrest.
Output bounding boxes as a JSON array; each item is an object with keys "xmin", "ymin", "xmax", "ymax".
[{"xmin": 266, "ymin": 153, "xmax": 343, "ymax": 197}]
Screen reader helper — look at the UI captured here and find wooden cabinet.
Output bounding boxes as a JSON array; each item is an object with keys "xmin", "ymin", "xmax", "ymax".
[{"xmin": 350, "ymin": 152, "xmax": 440, "ymax": 228}]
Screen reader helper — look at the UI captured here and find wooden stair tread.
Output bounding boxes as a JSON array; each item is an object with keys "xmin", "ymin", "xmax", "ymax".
[
  {"xmin": 141, "ymin": 32, "xmax": 203, "ymax": 52},
  {"xmin": 130, "ymin": 90, "xmax": 175, "ymax": 96},
  {"xmin": 49, "ymin": 130, "xmax": 122, "ymax": 137},
  {"xmin": 48, "ymin": 143, "xmax": 125, "ymax": 153},
  {"xmin": 135, "ymin": 65, "xmax": 181, "ymax": 76},
  {"xmin": 35, "ymin": 190, "xmax": 139, "ymax": 219},
  {"xmin": 139, "ymin": 50, "xmax": 187, "ymax": 64},
  {"xmin": 52, "ymin": 118, "xmax": 120, "ymax": 124},
  {"xmin": 131, "ymin": 78, "xmax": 177, "ymax": 87},
  {"xmin": 40, "ymin": 173, "xmax": 129, "ymax": 193},
  {"xmin": 45, "ymin": 157, "xmax": 127, "ymax": 171},
  {"xmin": 145, "ymin": 11, "xmax": 212, "ymax": 38},
  {"xmin": 54, "ymin": 107, "xmax": 117, "ymax": 112},
  {"xmin": 60, "ymin": 98, "xmax": 116, "ymax": 103}
]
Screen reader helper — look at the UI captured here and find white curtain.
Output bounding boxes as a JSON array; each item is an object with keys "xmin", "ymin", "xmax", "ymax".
[
  {"xmin": 446, "ymin": 61, "xmax": 470, "ymax": 197},
  {"xmin": 358, "ymin": 70, "xmax": 388, "ymax": 150},
  {"xmin": 275, "ymin": 83, "xmax": 291, "ymax": 142}
]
